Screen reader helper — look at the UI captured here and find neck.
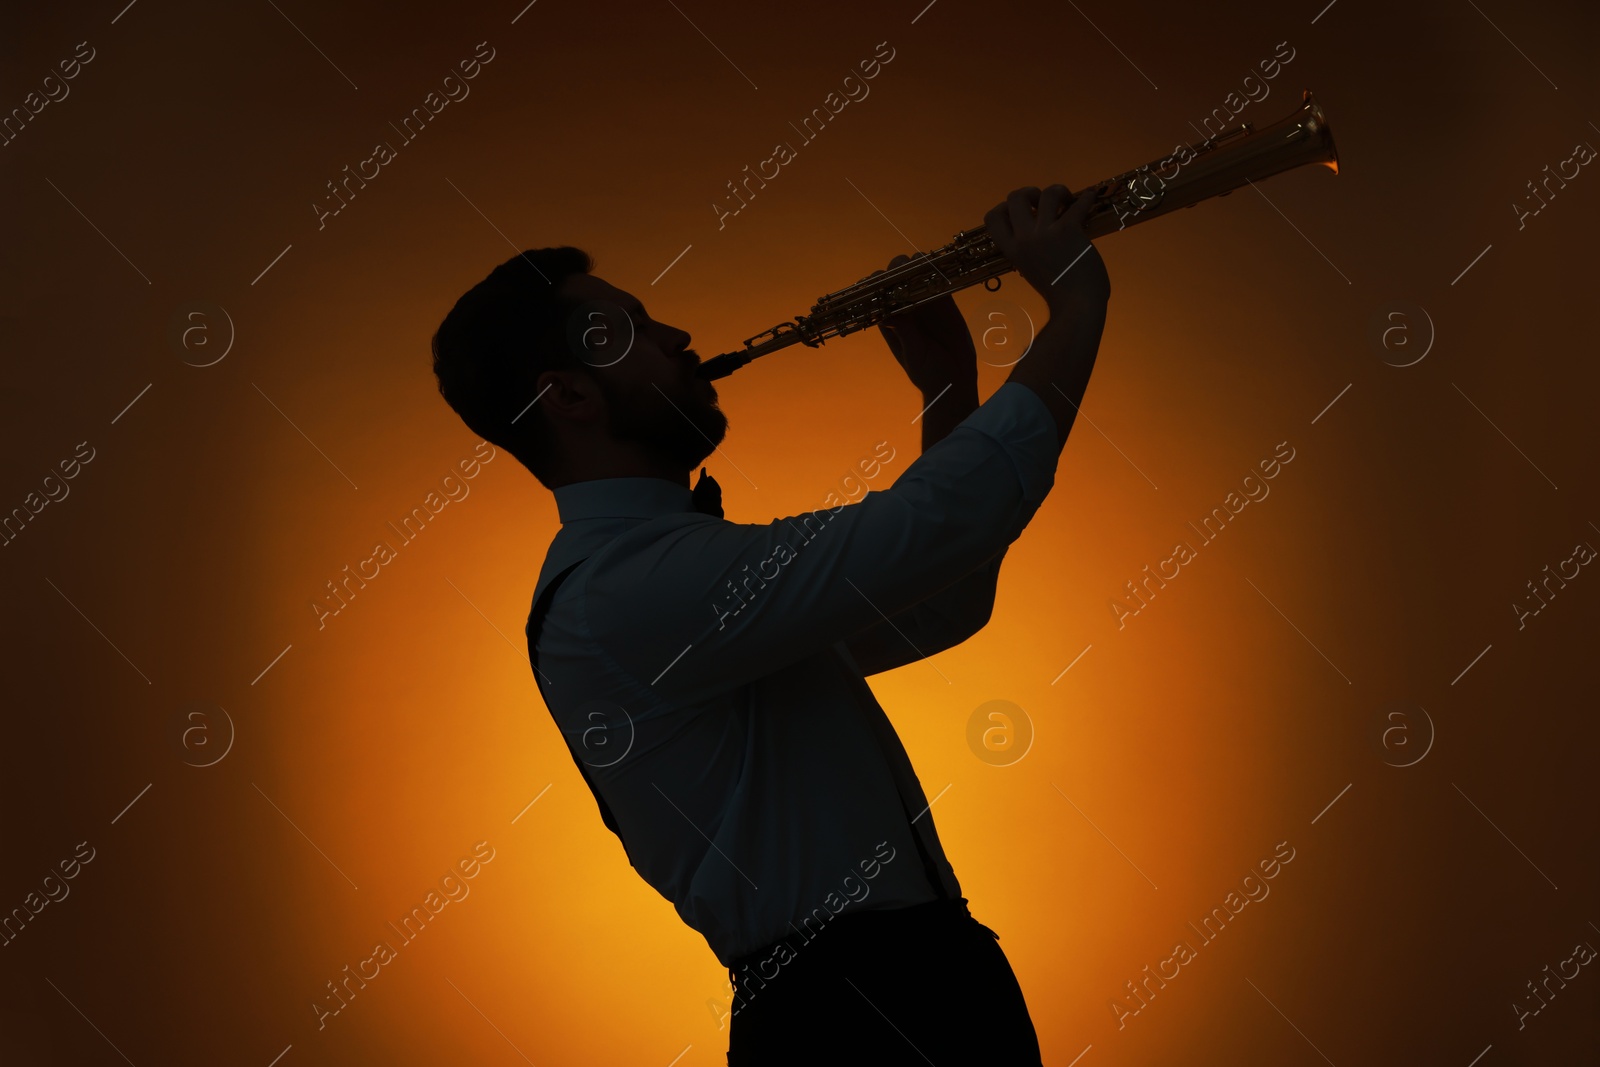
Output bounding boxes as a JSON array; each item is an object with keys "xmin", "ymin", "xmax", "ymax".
[{"xmin": 548, "ymin": 451, "xmax": 690, "ymax": 490}]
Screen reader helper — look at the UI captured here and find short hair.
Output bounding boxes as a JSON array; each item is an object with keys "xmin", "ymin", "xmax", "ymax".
[{"xmin": 431, "ymin": 246, "xmax": 595, "ymax": 488}]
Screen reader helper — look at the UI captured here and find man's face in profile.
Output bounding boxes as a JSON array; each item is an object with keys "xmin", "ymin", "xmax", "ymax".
[{"xmin": 558, "ymin": 273, "xmax": 727, "ymax": 472}]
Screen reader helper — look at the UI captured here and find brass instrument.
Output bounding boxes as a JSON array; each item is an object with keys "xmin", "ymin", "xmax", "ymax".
[{"xmin": 696, "ymin": 90, "xmax": 1338, "ymax": 381}]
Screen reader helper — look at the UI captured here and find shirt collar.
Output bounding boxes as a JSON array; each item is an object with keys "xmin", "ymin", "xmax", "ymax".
[{"xmin": 553, "ymin": 475, "xmax": 695, "ymax": 524}]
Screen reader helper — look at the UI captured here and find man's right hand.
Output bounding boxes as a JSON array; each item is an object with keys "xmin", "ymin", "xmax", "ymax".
[
  {"xmin": 989, "ymin": 185, "xmax": 1111, "ymax": 449},
  {"xmin": 984, "ymin": 185, "xmax": 1111, "ymax": 313}
]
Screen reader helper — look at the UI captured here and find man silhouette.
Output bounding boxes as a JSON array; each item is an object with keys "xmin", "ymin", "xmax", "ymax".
[{"xmin": 431, "ymin": 184, "xmax": 1110, "ymax": 1065}]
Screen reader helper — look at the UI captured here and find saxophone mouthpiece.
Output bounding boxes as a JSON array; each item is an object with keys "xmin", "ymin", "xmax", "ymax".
[{"xmin": 696, "ymin": 351, "xmax": 749, "ymax": 380}]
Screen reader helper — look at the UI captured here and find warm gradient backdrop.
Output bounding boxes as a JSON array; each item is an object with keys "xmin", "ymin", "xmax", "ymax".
[{"xmin": 3, "ymin": 0, "xmax": 1596, "ymax": 1064}]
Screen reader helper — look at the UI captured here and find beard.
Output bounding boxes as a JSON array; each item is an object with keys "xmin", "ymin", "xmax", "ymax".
[{"xmin": 590, "ymin": 365, "xmax": 728, "ymax": 471}]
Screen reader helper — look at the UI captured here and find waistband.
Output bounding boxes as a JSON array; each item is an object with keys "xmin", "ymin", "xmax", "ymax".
[{"xmin": 728, "ymin": 896, "xmax": 972, "ymax": 978}]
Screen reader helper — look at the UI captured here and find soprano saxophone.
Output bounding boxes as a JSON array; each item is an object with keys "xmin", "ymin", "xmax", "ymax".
[{"xmin": 696, "ymin": 90, "xmax": 1338, "ymax": 381}]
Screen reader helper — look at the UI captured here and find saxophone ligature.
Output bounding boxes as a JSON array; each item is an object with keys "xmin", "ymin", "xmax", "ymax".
[{"xmin": 696, "ymin": 90, "xmax": 1338, "ymax": 381}]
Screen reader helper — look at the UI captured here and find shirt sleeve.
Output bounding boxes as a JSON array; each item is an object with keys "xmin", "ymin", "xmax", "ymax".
[
  {"xmin": 585, "ymin": 381, "xmax": 1061, "ymax": 703},
  {"xmin": 841, "ymin": 547, "xmax": 1008, "ymax": 676}
]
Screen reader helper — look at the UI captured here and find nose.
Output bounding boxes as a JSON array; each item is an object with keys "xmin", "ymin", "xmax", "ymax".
[{"xmin": 664, "ymin": 323, "xmax": 692, "ymax": 357}]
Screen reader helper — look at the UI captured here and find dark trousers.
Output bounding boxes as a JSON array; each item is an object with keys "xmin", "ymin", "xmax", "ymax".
[{"xmin": 725, "ymin": 897, "xmax": 1044, "ymax": 1066}]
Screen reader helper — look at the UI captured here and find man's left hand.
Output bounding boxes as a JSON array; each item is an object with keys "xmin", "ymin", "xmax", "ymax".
[{"xmin": 871, "ymin": 254, "xmax": 979, "ymax": 397}]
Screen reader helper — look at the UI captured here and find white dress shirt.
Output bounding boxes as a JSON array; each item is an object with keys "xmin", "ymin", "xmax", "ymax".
[{"xmin": 526, "ymin": 381, "xmax": 1061, "ymax": 966}]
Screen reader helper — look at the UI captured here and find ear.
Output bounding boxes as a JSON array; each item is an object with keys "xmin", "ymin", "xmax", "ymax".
[{"xmin": 535, "ymin": 369, "xmax": 605, "ymax": 426}]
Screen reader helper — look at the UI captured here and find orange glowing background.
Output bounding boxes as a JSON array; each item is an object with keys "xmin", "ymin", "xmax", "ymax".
[{"xmin": 3, "ymin": 1, "xmax": 1597, "ymax": 1064}]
